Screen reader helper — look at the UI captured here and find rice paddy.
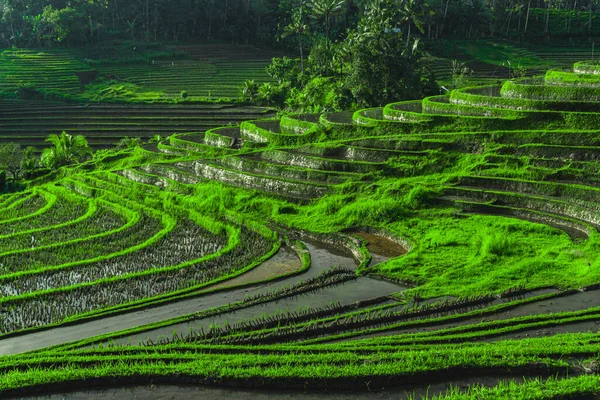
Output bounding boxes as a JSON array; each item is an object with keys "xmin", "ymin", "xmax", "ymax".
[{"xmin": 6, "ymin": 42, "xmax": 600, "ymax": 399}]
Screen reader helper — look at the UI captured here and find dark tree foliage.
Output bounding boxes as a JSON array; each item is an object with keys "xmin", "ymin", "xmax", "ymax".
[
  {"xmin": 344, "ymin": 0, "xmax": 425, "ymax": 106},
  {"xmin": 1, "ymin": 0, "xmax": 600, "ymax": 48},
  {"xmin": 266, "ymin": 0, "xmax": 437, "ymax": 110},
  {"xmin": 346, "ymin": 37, "xmax": 423, "ymax": 106},
  {"xmin": 0, "ymin": 143, "xmax": 25, "ymax": 180}
]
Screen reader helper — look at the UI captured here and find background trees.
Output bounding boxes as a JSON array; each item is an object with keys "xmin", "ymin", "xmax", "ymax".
[
  {"xmin": 0, "ymin": 143, "xmax": 25, "ymax": 180},
  {"xmin": 0, "ymin": 0, "xmax": 599, "ymax": 47},
  {"xmin": 259, "ymin": 0, "xmax": 436, "ymax": 110},
  {"xmin": 0, "ymin": 143, "xmax": 37, "ymax": 182}
]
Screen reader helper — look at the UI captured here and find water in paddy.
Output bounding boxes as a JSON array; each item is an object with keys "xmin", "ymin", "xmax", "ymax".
[
  {"xmin": 351, "ymin": 232, "xmax": 408, "ymax": 266},
  {"xmin": 0, "ymin": 240, "xmax": 406, "ymax": 354},
  {"xmin": 355, "ymin": 288, "xmax": 600, "ymax": 342},
  {"xmin": 206, "ymin": 245, "xmax": 302, "ymax": 290},
  {"xmin": 110, "ymin": 240, "xmax": 404, "ymax": 346},
  {"xmin": 14, "ymin": 376, "xmax": 531, "ymax": 400}
]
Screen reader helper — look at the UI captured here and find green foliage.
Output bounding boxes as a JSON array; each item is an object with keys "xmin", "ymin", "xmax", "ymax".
[
  {"xmin": 285, "ymin": 77, "xmax": 351, "ymax": 112},
  {"xmin": 266, "ymin": 57, "xmax": 301, "ymax": 86},
  {"xmin": 450, "ymin": 60, "xmax": 473, "ymax": 89},
  {"xmin": 344, "ymin": 6, "xmax": 426, "ymax": 106},
  {"xmin": 477, "ymin": 232, "xmax": 514, "ymax": 258},
  {"xmin": 403, "ymin": 185, "xmax": 441, "ymax": 209},
  {"xmin": 149, "ymin": 135, "xmax": 165, "ymax": 145},
  {"xmin": 15, "ymin": 84, "xmax": 43, "ymax": 100},
  {"xmin": 239, "ymin": 79, "xmax": 259, "ymax": 103},
  {"xmin": 41, "ymin": 131, "xmax": 92, "ymax": 170},
  {"xmin": 117, "ymin": 137, "xmax": 143, "ymax": 149},
  {"xmin": 0, "ymin": 143, "xmax": 24, "ymax": 180}
]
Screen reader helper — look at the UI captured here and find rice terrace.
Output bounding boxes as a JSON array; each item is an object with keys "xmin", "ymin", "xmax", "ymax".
[{"xmin": 6, "ymin": 0, "xmax": 600, "ymax": 399}]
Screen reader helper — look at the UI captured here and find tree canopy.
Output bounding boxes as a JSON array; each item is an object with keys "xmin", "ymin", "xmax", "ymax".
[{"xmin": 1, "ymin": 0, "xmax": 600, "ymax": 48}]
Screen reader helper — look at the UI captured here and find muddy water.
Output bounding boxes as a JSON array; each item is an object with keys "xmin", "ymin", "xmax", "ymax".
[
  {"xmin": 351, "ymin": 232, "xmax": 408, "ymax": 266},
  {"xmin": 354, "ymin": 289, "xmax": 600, "ymax": 341},
  {"xmin": 0, "ymin": 242, "xmax": 405, "ymax": 355},
  {"xmin": 111, "ymin": 242, "xmax": 404, "ymax": 346},
  {"xmin": 114, "ymin": 278, "xmax": 402, "ymax": 346},
  {"xmin": 206, "ymin": 246, "xmax": 302, "ymax": 291},
  {"xmin": 14, "ymin": 376, "xmax": 532, "ymax": 400}
]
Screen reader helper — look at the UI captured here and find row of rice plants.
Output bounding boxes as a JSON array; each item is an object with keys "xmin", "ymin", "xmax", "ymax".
[
  {"xmin": 0, "ymin": 202, "xmax": 150, "ymax": 276},
  {"xmin": 189, "ymin": 294, "xmax": 503, "ymax": 345},
  {"xmin": 0, "ymin": 194, "xmax": 94, "ymax": 253},
  {"xmin": 0, "ymin": 98, "xmax": 273, "ymax": 148},
  {"xmin": 96, "ymin": 60, "xmax": 273, "ymax": 98},
  {"xmin": 0, "ymin": 192, "xmax": 26, "ymax": 209},
  {"xmin": 302, "ymin": 290, "xmax": 571, "ymax": 344},
  {"xmin": 0, "ymin": 49, "xmax": 89, "ymax": 94},
  {"xmin": 0, "ymin": 338, "xmax": 576, "ymax": 393},
  {"xmin": 0, "ymin": 224, "xmax": 271, "ymax": 334},
  {"xmin": 330, "ymin": 305, "xmax": 600, "ymax": 348},
  {"xmin": 0, "ymin": 217, "xmax": 226, "ymax": 297},
  {"xmin": 0, "ymin": 170, "xmax": 278, "ymax": 334},
  {"xmin": 146, "ymin": 267, "xmax": 360, "ymax": 346},
  {"xmin": 0, "ymin": 191, "xmax": 51, "ymax": 225}
]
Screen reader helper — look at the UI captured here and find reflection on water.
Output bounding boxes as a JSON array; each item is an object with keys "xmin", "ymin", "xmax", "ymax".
[
  {"xmin": 16, "ymin": 376, "xmax": 531, "ymax": 400},
  {"xmin": 18, "ymin": 386, "xmax": 402, "ymax": 400}
]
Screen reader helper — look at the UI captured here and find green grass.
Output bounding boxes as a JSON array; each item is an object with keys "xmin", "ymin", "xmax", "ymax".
[{"xmin": 453, "ymin": 40, "xmax": 552, "ymax": 70}]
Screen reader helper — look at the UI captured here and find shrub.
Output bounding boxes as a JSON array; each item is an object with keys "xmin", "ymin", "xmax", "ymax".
[
  {"xmin": 23, "ymin": 167, "xmax": 51, "ymax": 180},
  {"xmin": 479, "ymin": 233, "xmax": 513, "ymax": 258},
  {"xmin": 403, "ymin": 186, "xmax": 441, "ymax": 209},
  {"xmin": 15, "ymin": 84, "xmax": 43, "ymax": 100}
]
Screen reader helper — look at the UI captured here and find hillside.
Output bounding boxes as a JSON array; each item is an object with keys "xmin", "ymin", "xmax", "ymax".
[{"xmin": 2, "ymin": 58, "xmax": 600, "ymax": 399}]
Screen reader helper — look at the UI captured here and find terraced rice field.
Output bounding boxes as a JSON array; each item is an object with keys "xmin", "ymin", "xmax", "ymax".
[
  {"xmin": 0, "ymin": 45, "xmax": 276, "ymax": 101},
  {"xmin": 0, "ymin": 100, "xmax": 273, "ymax": 149},
  {"xmin": 0, "ymin": 49, "xmax": 90, "ymax": 95},
  {"xmin": 425, "ymin": 40, "xmax": 599, "ymax": 83},
  {"xmin": 95, "ymin": 45, "xmax": 278, "ymax": 98},
  {"xmin": 0, "ymin": 46, "xmax": 279, "ymax": 149},
  {"xmin": 8, "ymin": 60, "xmax": 600, "ymax": 399}
]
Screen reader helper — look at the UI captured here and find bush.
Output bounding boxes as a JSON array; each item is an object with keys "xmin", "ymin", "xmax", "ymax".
[
  {"xmin": 23, "ymin": 167, "xmax": 51, "ymax": 180},
  {"xmin": 403, "ymin": 186, "xmax": 441, "ymax": 209},
  {"xmin": 479, "ymin": 233, "xmax": 513, "ymax": 258},
  {"xmin": 180, "ymin": 90, "xmax": 188, "ymax": 99},
  {"xmin": 15, "ymin": 84, "xmax": 43, "ymax": 100}
]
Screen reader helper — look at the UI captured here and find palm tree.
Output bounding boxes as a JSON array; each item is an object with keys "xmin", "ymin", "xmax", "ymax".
[
  {"xmin": 398, "ymin": 0, "xmax": 426, "ymax": 46},
  {"xmin": 41, "ymin": 131, "xmax": 91, "ymax": 169},
  {"xmin": 309, "ymin": 0, "xmax": 346, "ymax": 51},
  {"xmin": 281, "ymin": 10, "xmax": 309, "ymax": 76},
  {"xmin": 545, "ymin": 0, "xmax": 552, "ymax": 34},
  {"xmin": 240, "ymin": 79, "xmax": 259, "ymax": 103},
  {"xmin": 117, "ymin": 137, "xmax": 143, "ymax": 149},
  {"xmin": 524, "ymin": 0, "xmax": 532, "ymax": 33},
  {"xmin": 332, "ymin": 41, "xmax": 351, "ymax": 77}
]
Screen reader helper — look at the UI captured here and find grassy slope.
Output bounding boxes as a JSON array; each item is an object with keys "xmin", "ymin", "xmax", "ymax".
[{"xmin": 0, "ymin": 43, "xmax": 275, "ymax": 103}]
